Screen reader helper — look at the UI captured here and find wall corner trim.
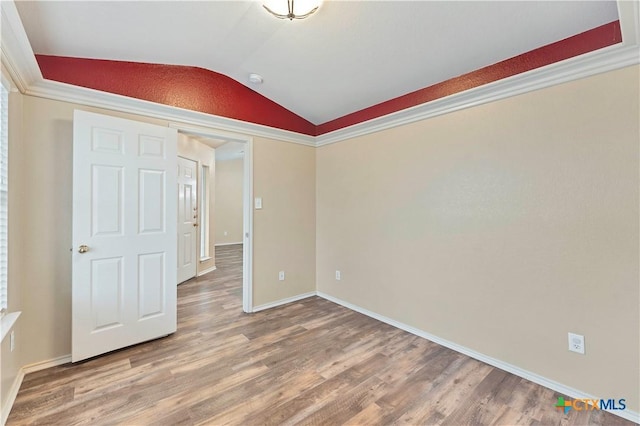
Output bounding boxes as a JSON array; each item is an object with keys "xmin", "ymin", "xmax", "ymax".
[
  {"xmin": 251, "ymin": 291, "xmax": 317, "ymax": 313},
  {"xmin": 316, "ymin": 291, "xmax": 640, "ymax": 424}
]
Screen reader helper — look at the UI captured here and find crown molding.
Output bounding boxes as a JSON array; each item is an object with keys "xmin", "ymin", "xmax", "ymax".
[
  {"xmin": 2, "ymin": 0, "xmax": 639, "ymax": 148},
  {"xmin": 1, "ymin": 0, "xmax": 315, "ymax": 147},
  {"xmin": 315, "ymin": 43, "xmax": 640, "ymax": 146},
  {"xmin": 26, "ymin": 79, "xmax": 317, "ymax": 147},
  {"xmin": 0, "ymin": 0, "xmax": 43, "ymax": 92}
]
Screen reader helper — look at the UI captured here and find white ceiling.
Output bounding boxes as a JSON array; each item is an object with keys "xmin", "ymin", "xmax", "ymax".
[
  {"xmin": 15, "ymin": 1, "xmax": 619, "ymax": 125},
  {"xmin": 186, "ymin": 134, "xmax": 245, "ymax": 161},
  {"xmin": 215, "ymin": 141, "xmax": 246, "ymax": 161}
]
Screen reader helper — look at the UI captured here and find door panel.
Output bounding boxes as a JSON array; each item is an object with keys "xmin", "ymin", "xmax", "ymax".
[
  {"xmin": 92, "ymin": 165, "xmax": 123, "ymax": 236},
  {"xmin": 138, "ymin": 252, "xmax": 165, "ymax": 319},
  {"xmin": 139, "ymin": 169, "xmax": 165, "ymax": 233},
  {"xmin": 90, "ymin": 257, "xmax": 123, "ymax": 331},
  {"xmin": 177, "ymin": 156, "xmax": 198, "ymax": 284},
  {"xmin": 72, "ymin": 110, "xmax": 177, "ymax": 362}
]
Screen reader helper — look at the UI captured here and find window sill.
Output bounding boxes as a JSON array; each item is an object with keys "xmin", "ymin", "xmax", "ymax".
[
  {"xmin": 200, "ymin": 257, "xmax": 212, "ymax": 263},
  {"xmin": 1, "ymin": 311, "xmax": 21, "ymax": 342}
]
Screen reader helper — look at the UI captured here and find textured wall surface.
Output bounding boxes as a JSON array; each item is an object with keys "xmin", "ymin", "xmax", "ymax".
[
  {"xmin": 317, "ymin": 65, "xmax": 639, "ymax": 411},
  {"xmin": 215, "ymin": 158, "xmax": 244, "ymax": 246}
]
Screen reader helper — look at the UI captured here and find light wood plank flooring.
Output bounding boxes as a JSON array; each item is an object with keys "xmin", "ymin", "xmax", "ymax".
[{"xmin": 8, "ymin": 244, "xmax": 634, "ymax": 425}]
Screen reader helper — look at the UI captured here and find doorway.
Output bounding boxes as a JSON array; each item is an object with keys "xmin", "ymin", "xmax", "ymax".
[{"xmin": 173, "ymin": 125, "xmax": 254, "ymax": 313}]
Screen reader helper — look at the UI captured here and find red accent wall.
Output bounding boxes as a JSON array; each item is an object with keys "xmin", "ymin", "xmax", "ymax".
[
  {"xmin": 316, "ymin": 20, "xmax": 622, "ymax": 135},
  {"xmin": 36, "ymin": 20, "xmax": 621, "ymax": 137},
  {"xmin": 36, "ymin": 55, "xmax": 317, "ymax": 136}
]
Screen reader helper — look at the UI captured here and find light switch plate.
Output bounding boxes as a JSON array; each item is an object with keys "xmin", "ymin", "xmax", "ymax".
[{"xmin": 254, "ymin": 197, "xmax": 262, "ymax": 209}]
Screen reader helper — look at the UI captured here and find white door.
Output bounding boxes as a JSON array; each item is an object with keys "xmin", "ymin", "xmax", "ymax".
[
  {"xmin": 72, "ymin": 110, "xmax": 178, "ymax": 362},
  {"xmin": 177, "ymin": 157, "xmax": 198, "ymax": 283}
]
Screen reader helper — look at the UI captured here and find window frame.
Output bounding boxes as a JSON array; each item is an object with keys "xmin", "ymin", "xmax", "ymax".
[{"xmin": 0, "ymin": 75, "xmax": 10, "ymax": 314}]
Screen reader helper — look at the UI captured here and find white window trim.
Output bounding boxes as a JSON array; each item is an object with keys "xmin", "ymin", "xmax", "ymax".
[{"xmin": 0, "ymin": 77, "xmax": 9, "ymax": 315}]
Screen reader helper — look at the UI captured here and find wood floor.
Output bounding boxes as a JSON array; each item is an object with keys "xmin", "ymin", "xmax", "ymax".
[{"xmin": 8, "ymin": 244, "xmax": 634, "ymax": 425}]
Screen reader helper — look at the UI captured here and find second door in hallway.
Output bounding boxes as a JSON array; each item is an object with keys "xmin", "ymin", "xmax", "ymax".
[{"xmin": 177, "ymin": 156, "xmax": 197, "ymax": 283}]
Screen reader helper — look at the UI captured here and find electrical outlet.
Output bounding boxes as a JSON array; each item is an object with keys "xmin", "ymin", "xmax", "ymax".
[
  {"xmin": 568, "ymin": 332, "xmax": 585, "ymax": 354},
  {"xmin": 278, "ymin": 271, "xmax": 285, "ymax": 281},
  {"xmin": 335, "ymin": 270, "xmax": 341, "ymax": 280},
  {"xmin": 224, "ymin": 231, "xmax": 228, "ymax": 236},
  {"xmin": 10, "ymin": 331, "xmax": 15, "ymax": 352}
]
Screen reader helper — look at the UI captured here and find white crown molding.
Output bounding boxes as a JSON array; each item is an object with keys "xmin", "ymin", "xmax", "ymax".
[
  {"xmin": 1, "ymin": 0, "xmax": 639, "ymax": 149},
  {"xmin": 317, "ymin": 291, "xmax": 640, "ymax": 424},
  {"xmin": 1, "ymin": 0, "xmax": 315, "ymax": 147},
  {"xmin": 315, "ymin": 43, "xmax": 640, "ymax": 146},
  {"xmin": 0, "ymin": 0, "xmax": 42, "ymax": 93},
  {"xmin": 27, "ymin": 79, "xmax": 317, "ymax": 147}
]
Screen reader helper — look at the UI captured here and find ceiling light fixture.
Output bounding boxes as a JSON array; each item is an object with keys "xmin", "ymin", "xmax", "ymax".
[{"xmin": 263, "ymin": 0, "xmax": 321, "ymax": 20}]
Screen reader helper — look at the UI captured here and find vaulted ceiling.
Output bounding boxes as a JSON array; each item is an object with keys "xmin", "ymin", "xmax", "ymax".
[{"xmin": 14, "ymin": 1, "xmax": 620, "ymax": 128}]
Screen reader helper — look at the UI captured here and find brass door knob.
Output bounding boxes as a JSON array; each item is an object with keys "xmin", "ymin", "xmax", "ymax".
[
  {"xmin": 193, "ymin": 223, "xmax": 198, "ymax": 227},
  {"xmin": 78, "ymin": 245, "xmax": 90, "ymax": 253}
]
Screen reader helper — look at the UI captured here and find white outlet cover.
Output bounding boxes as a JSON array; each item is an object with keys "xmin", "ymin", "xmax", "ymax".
[
  {"xmin": 335, "ymin": 270, "xmax": 341, "ymax": 280},
  {"xmin": 278, "ymin": 271, "xmax": 285, "ymax": 281},
  {"xmin": 568, "ymin": 332, "xmax": 585, "ymax": 354}
]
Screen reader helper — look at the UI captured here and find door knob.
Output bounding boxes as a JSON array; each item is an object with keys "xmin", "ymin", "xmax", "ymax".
[
  {"xmin": 78, "ymin": 245, "xmax": 90, "ymax": 253},
  {"xmin": 193, "ymin": 223, "xmax": 198, "ymax": 227}
]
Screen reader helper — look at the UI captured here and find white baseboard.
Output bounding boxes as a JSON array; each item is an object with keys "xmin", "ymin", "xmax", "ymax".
[
  {"xmin": 22, "ymin": 354, "xmax": 72, "ymax": 374},
  {"xmin": 197, "ymin": 266, "xmax": 217, "ymax": 277},
  {"xmin": 214, "ymin": 242, "xmax": 243, "ymax": 247},
  {"xmin": 1, "ymin": 354, "xmax": 71, "ymax": 425},
  {"xmin": 252, "ymin": 291, "xmax": 317, "ymax": 313},
  {"xmin": 316, "ymin": 291, "xmax": 639, "ymax": 424},
  {"xmin": 1, "ymin": 369, "xmax": 23, "ymax": 426}
]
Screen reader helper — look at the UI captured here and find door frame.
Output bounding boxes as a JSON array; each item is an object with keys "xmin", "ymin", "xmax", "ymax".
[{"xmin": 170, "ymin": 123, "xmax": 254, "ymax": 313}]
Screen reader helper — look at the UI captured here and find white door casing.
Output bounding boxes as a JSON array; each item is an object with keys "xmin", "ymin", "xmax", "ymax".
[
  {"xmin": 177, "ymin": 156, "xmax": 197, "ymax": 284},
  {"xmin": 167, "ymin": 122, "xmax": 253, "ymax": 313},
  {"xmin": 72, "ymin": 110, "xmax": 178, "ymax": 362}
]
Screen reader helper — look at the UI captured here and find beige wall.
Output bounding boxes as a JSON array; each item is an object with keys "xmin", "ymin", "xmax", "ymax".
[
  {"xmin": 177, "ymin": 133, "xmax": 216, "ymax": 274},
  {"xmin": 214, "ymin": 158, "xmax": 244, "ymax": 245},
  {"xmin": 316, "ymin": 65, "xmax": 640, "ymax": 411},
  {"xmin": 2, "ymin": 63, "xmax": 636, "ymax": 417},
  {"xmin": 6, "ymin": 96, "xmax": 316, "ymax": 369},
  {"xmin": 253, "ymin": 137, "xmax": 316, "ymax": 307}
]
